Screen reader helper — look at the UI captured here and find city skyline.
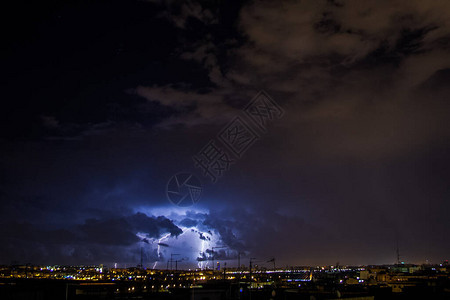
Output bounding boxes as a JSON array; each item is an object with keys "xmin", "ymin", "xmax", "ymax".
[{"xmin": 1, "ymin": 0, "xmax": 450, "ymax": 268}]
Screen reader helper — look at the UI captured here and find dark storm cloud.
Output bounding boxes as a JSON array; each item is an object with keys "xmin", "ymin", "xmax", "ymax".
[
  {"xmin": 198, "ymin": 232, "xmax": 209, "ymax": 241},
  {"xmin": 147, "ymin": 0, "xmax": 218, "ymax": 29},
  {"xmin": 76, "ymin": 213, "xmax": 182, "ymax": 246},
  {"xmin": 199, "ymin": 206, "xmax": 335, "ymax": 265},
  {"xmin": 209, "ymin": 249, "xmax": 237, "ymax": 261},
  {"xmin": 79, "ymin": 218, "xmax": 139, "ymax": 246},
  {"xmin": 0, "ymin": 212, "xmax": 182, "ymax": 265},
  {"xmin": 137, "ymin": 0, "xmax": 450, "ymax": 140},
  {"xmin": 196, "ymin": 252, "xmax": 208, "ymax": 262},
  {"xmin": 179, "ymin": 217, "xmax": 198, "ymax": 227},
  {"xmin": 129, "ymin": 213, "xmax": 183, "ymax": 237}
]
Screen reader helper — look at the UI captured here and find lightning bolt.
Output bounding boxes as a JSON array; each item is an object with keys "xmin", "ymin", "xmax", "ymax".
[
  {"xmin": 198, "ymin": 237, "xmax": 207, "ymax": 269},
  {"xmin": 153, "ymin": 233, "xmax": 171, "ymax": 269}
]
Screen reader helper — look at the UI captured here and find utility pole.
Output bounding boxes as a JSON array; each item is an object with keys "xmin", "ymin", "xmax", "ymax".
[
  {"xmin": 170, "ymin": 253, "xmax": 180, "ymax": 270},
  {"xmin": 174, "ymin": 258, "xmax": 183, "ymax": 271},
  {"xmin": 249, "ymin": 258, "xmax": 256, "ymax": 300},
  {"xmin": 249, "ymin": 258, "xmax": 256, "ymax": 285}
]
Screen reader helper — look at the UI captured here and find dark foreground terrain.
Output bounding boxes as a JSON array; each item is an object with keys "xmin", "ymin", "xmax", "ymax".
[{"xmin": 1, "ymin": 278, "xmax": 450, "ymax": 300}]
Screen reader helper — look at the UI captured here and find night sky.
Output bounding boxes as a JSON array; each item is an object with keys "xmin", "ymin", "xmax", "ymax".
[{"xmin": 1, "ymin": 0, "xmax": 450, "ymax": 269}]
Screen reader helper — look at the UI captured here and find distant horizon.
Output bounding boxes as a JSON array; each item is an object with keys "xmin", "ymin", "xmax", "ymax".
[
  {"xmin": 3, "ymin": 259, "xmax": 448, "ymax": 269},
  {"xmin": 2, "ymin": 262, "xmax": 448, "ymax": 269}
]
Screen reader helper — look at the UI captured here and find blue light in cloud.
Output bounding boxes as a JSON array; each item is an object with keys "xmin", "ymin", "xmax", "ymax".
[{"xmin": 132, "ymin": 205, "xmax": 227, "ymax": 269}]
